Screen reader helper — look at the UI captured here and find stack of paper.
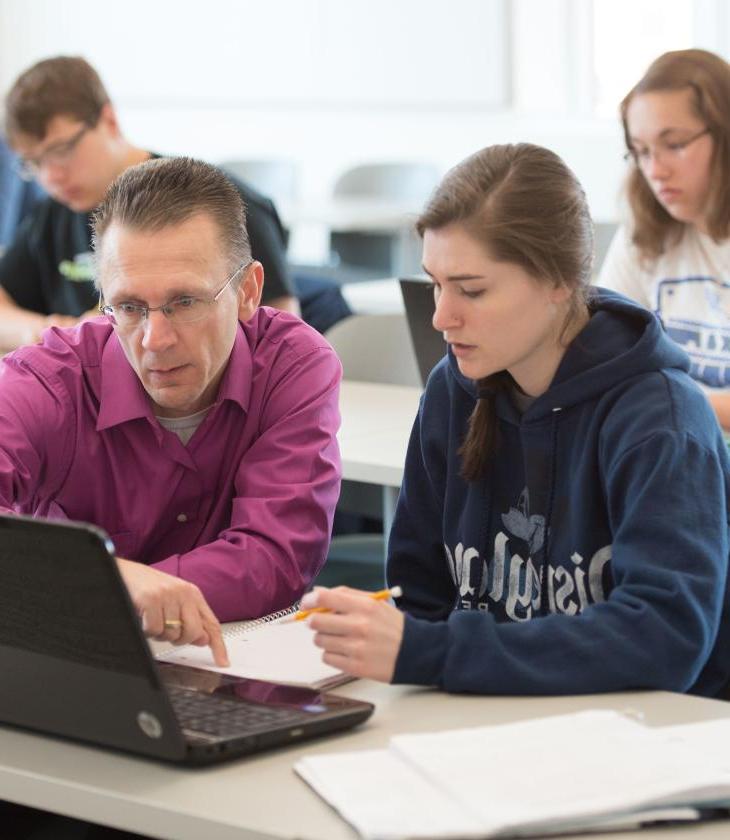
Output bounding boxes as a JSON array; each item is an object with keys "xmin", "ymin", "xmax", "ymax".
[{"xmin": 295, "ymin": 710, "xmax": 730, "ymax": 839}]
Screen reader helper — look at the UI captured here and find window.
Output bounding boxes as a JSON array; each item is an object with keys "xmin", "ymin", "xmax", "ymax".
[{"xmin": 593, "ymin": 0, "xmax": 695, "ymax": 117}]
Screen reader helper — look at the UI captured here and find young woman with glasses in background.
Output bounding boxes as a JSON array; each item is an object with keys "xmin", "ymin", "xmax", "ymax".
[{"xmin": 599, "ymin": 48, "xmax": 730, "ymax": 428}]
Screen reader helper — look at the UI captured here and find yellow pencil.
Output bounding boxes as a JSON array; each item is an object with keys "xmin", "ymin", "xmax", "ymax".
[{"xmin": 290, "ymin": 585, "xmax": 403, "ymax": 621}]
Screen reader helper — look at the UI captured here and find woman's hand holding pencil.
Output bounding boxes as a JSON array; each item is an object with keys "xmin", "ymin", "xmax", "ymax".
[
  {"xmin": 290, "ymin": 585, "xmax": 402, "ymax": 621},
  {"xmin": 300, "ymin": 585, "xmax": 405, "ymax": 683}
]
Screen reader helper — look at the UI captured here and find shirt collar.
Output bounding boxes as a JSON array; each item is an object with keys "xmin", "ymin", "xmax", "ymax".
[
  {"xmin": 97, "ymin": 334, "xmax": 152, "ymax": 431},
  {"xmin": 96, "ymin": 323, "xmax": 252, "ymax": 432},
  {"xmin": 214, "ymin": 324, "xmax": 252, "ymax": 413}
]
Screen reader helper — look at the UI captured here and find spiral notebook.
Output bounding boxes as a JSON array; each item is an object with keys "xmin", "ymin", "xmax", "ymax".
[{"xmin": 155, "ymin": 605, "xmax": 350, "ymax": 691}]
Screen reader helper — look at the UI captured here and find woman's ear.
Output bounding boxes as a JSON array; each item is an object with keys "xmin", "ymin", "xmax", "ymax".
[
  {"xmin": 548, "ymin": 281, "xmax": 572, "ymax": 305},
  {"xmin": 237, "ymin": 261, "xmax": 264, "ymax": 321}
]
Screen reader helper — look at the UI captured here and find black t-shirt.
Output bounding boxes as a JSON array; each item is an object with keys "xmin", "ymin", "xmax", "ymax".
[{"xmin": 0, "ymin": 165, "xmax": 294, "ymax": 316}]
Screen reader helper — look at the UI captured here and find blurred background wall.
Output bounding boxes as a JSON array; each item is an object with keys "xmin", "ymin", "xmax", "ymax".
[{"xmin": 1, "ymin": 0, "xmax": 727, "ymax": 260}]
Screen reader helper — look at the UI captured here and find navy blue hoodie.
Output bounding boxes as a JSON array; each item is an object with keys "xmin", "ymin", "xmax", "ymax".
[{"xmin": 388, "ymin": 289, "xmax": 730, "ymax": 696}]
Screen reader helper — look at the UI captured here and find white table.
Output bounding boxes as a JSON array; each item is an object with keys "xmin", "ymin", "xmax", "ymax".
[
  {"xmin": 2, "ymin": 684, "xmax": 730, "ymax": 840},
  {"xmin": 341, "ymin": 277, "xmax": 404, "ymax": 316},
  {"xmin": 337, "ymin": 380, "xmax": 422, "ymax": 531}
]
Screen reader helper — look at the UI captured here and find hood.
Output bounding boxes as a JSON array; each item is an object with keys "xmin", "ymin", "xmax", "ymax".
[{"xmin": 446, "ymin": 288, "xmax": 690, "ymax": 420}]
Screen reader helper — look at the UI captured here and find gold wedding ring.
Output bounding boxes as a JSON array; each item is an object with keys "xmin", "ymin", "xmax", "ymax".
[{"xmin": 163, "ymin": 619, "xmax": 184, "ymax": 629}]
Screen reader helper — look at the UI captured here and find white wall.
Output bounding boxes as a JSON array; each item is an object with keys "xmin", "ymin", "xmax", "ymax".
[{"xmin": 1, "ymin": 0, "xmax": 728, "ymax": 227}]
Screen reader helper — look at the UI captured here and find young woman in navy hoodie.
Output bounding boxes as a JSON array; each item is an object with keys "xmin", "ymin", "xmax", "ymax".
[{"xmin": 302, "ymin": 143, "xmax": 730, "ymax": 697}]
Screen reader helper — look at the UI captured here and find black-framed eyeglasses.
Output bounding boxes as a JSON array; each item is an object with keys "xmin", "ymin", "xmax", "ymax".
[
  {"xmin": 99, "ymin": 262, "xmax": 250, "ymax": 329},
  {"xmin": 15, "ymin": 123, "xmax": 93, "ymax": 181},
  {"xmin": 623, "ymin": 127, "xmax": 712, "ymax": 166}
]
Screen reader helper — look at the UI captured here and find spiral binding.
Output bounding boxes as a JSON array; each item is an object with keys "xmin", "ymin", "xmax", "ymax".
[{"xmin": 224, "ymin": 602, "xmax": 299, "ymax": 639}]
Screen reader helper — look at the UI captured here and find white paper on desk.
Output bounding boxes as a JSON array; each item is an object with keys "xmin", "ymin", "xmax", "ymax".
[
  {"xmin": 296, "ymin": 709, "xmax": 730, "ymax": 839},
  {"xmin": 296, "ymin": 748, "xmax": 485, "ymax": 840},
  {"xmin": 157, "ymin": 617, "xmax": 347, "ymax": 690},
  {"xmin": 657, "ymin": 718, "xmax": 730, "ymax": 771},
  {"xmin": 390, "ymin": 709, "xmax": 730, "ymax": 836},
  {"xmin": 295, "ymin": 755, "xmax": 701, "ymax": 840}
]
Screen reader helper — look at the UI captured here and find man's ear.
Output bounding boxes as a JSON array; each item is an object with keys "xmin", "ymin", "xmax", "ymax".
[
  {"xmin": 98, "ymin": 102, "xmax": 122, "ymax": 138},
  {"xmin": 237, "ymin": 261, "xmax": 264, "ymax": 322}
]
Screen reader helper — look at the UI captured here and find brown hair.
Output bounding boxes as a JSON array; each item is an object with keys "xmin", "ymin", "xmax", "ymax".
[
  {"xmin": 5, "ymin": 56, "xmax": 110, "ymax": 141},
  {"xmin": 91, "ymin": 157, "xmax": 251, "ymax": 284},
  {"xmin": 621, "ymin": 48, "xmax": 730, "ymax": 260},
  {"xmin": 416, "ymin": 143, "xmax": 594, "ymax": 480}
]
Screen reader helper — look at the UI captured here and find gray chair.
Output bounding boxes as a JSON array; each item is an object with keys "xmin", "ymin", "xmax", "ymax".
[
  {"xmin": 594, "ymin": 221, "xmax": 618, "ymax": 279},
  {"xmin": 332, "ymin": 162, "xmax": 440, "ymax": 202},
  {"xmin": 324, "ymin": 313, "xmax": 421, "ymax": 388},
  {"xmin": 329, "ymin": 162, "xmax": 440, "ymax": 277},
  {"xmin": 313, "ymin": 313, "xmax": 421, "ymax": 590},
  {"xmin": 219, "ymin": 159, "xmax": 298, "ymax": 209}
]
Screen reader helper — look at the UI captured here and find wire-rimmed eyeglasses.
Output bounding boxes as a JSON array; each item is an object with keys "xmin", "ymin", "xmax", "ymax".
[
  {"xmin": 15, "ymin": 123, "xmax": 92, "ymax": 182},
  {"xmin": 623, "ymin": 127, "xmax": 711, "ymax": 168},
  {"xmin": 99, "ymin": 262, "xmax": 250, "ymax": 329}
]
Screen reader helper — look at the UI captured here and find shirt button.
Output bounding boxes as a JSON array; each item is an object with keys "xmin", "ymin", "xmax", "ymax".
[{"xmin": 176, "ymin": 513, "xmax": 188, "ymax": 523}]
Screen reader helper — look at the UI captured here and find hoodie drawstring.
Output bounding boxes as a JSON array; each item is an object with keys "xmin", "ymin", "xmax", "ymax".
[
  {"xmin": 471, "ymin": 475, "xmax": 492, "ymax": 611},
  {"xmin": 540, "ymin": 407, "xmax": 561, "ymax": 615}
]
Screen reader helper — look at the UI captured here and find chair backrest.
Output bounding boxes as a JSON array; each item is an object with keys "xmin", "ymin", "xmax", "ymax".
[
  {"xmin": 594, "ymin": 221, "xmax": 618, "ymax": 278},
  {"xmin": 332, "ymin": 162, "xmax": 440, "ymax": 203},
  {"xmin": 325, "ymin": 313, "xmax": 422, "ymax": 387},
  {"xmin": 220, "ymin": 159, "xmax": 299, "ymax": 207}
]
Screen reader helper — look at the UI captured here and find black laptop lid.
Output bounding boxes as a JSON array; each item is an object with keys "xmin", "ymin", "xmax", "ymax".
[
  {"xmin": 0, "ymin": 515, "xmax": 375, "ymax": 765},
  {"xmin": 399, "ymin": 277, "xmax": 446, "ymax": 385},
  {"xmin": 0, "ymin": 515, "xmax": 186, "ymax": 760}
]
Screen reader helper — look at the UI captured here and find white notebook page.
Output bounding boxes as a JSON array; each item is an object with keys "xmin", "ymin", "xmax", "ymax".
[{"xmin": 158, "ymin": 615, "xmax": 345, "ymax": 688}]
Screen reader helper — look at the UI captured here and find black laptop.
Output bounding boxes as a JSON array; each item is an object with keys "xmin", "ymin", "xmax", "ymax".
[
  {"xmin": 0, "ymin": 514, "xmax": 373, "ymax": 765},
  {"xmin": 399, "ymin": 277, "xmax": 446, "ymax": 385}
]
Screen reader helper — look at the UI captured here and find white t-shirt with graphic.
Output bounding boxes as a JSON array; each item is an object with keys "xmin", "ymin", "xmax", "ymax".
[{"xmin": 599, "ymin": 225, "xmax": 730, "ymax": 389}]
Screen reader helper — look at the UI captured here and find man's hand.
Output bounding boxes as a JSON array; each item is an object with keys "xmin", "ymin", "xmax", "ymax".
[
  {"xmin": 33, "ymin": 310, "xmax": 95, "ymax": 343},
  {"xmin": 306, "ymin": 586, "xmax": 405, "ymax": 682},
  {"xmin": 17, "ymin": 313, "xmax": 79, "ymax": 348},
  {"xmin": 116, "ymin": 558, "xmax": 229, "ymax": 667}
]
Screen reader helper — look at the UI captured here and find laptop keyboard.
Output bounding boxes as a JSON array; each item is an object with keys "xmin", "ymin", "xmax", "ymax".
[{"xmin": 167, "ymin": 684, "xmax": 313, "ymax": 738}]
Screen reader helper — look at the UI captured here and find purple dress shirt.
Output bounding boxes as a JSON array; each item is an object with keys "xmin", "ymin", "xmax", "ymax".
[{"xmin": 0, "ymin": 308, "xmax": 342, "ymax": 621}]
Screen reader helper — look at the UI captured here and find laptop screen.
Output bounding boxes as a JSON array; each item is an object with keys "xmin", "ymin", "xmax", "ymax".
[{"xmin": 399, "ymin": 277, "xmax": 446, "ymax": 386}]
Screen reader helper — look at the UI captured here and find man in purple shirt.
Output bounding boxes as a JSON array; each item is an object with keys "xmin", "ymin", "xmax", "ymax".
[{"xmin": 0, "ymin": 156, "xmax": 342, "ymax": 666}]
